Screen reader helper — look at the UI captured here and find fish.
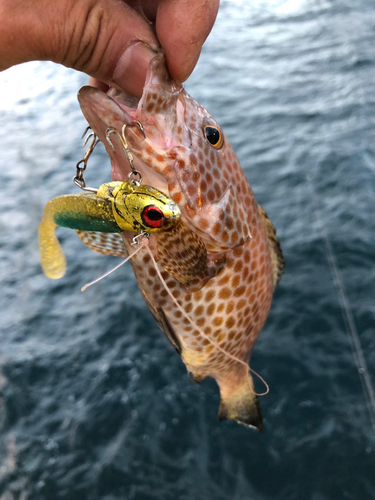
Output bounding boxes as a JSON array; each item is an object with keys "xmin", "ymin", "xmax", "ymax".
[{"xmin": 77, "ymin": 53, "xmax": 285, "ymax": 432}]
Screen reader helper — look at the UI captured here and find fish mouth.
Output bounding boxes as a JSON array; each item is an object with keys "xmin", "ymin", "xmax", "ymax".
[
  {"xmin": 77, "ymin": 53, "xmax": 185, "ymax": 195},
  {"xmin": 78, "ymin": 85, "xmax": 168, "ymax": 193}
]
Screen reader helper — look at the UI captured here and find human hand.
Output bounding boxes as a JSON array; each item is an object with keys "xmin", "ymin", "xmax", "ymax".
[{"xmin": 0, "ymin": 0, "xmax": 219, "ymax": 97}]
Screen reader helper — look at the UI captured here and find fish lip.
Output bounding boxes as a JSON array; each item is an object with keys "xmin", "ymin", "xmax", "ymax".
[{"xmin": 78, "ymin": 86, "xmax": 134, "ymax": 129}]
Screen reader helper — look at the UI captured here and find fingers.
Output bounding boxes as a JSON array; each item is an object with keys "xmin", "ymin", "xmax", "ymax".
[
  {"xmin": 156, "ymin": 0, "xmax": 220, "ymax": 82},
  {"xmin": 0, "ymin": 0, "xmax": 219, "ymax": 97},
  {"xmin": 0, "ymin": 0, "xmax": 159, "ymax": 97},
  {"xmin": 59, "ymin": 0, "xmax": 161, "ymax": 97},
  {"xmin": 83, "ymin": 0, "xmax": 219, "ymax": 94}
]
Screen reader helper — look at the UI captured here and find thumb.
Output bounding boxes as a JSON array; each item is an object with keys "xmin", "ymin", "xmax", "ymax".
[{"xmin": 0, "ymin": 0, "xmax": 159, "ymax": 97}]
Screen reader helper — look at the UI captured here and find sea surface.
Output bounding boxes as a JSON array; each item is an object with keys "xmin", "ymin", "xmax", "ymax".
[{"xmin": 0, "ymin": 0, "xmax": 374, "ymax": 498}]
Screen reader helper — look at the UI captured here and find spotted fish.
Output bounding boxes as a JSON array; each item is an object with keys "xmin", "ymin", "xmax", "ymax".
[{"xmin": 77, "ymin": 53, "xmax": 284, "ymax": 432}]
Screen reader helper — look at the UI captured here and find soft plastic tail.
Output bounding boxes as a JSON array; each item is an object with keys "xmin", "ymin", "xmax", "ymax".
[
  {"xmin": 38, "ymin": 193, "xmax": 120, "ymax": 279},
  {"xmin": 38, "ymin": 200, "xmax": 67, "ymax": 279}
]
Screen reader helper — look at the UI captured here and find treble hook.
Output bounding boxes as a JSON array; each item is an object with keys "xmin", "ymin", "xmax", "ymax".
[
  {"xmin": 83, "ymin": 131, "xmax": 95, "ymax": 147},
  {"xmin": 83, "ymin": 132, "xmax": 100, "ymax": 157},
  {"xmin": 73, "ymin": 128, "xmax": 100, "ymax": 193},
  {"xmin": 134, "ymin": 120, "xmax": 146, "ymax": 139},
  {"xmin": 105, "ymin": 121, "xmax": 146, "ymax": 180},
  {"xmin": 106, "ymin": 125, "xmax": 131, "ymax": 158},
  {"xmin": 81, "ymin": 125, "xmax": 91, "ymax": 140}
]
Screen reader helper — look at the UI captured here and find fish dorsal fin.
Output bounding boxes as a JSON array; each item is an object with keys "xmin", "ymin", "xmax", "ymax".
[
  {"xmin": 258, "ymin": 205, "xmax": 285, "ymax": 288},
  {"xmin": 157, "ymin": 221, "xmax": 224, "ymax": 291},
  {"xmin": 76, "ymin": 230, "xmax": 127, "ymax": 257}
]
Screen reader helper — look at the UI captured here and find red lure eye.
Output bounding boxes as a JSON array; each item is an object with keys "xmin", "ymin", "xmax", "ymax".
[{"xmin": 141, "ymin": 205, "xmax": 165, "ymax": 228}]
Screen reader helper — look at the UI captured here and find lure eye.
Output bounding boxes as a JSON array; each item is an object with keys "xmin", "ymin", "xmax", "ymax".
[
  {"xmin": 141, "ymin": 205, "xmax": 165, "ymax": 228},
  {"xmin": 204, "ymin": 125, "xmax": 223, "ymax": 149}
]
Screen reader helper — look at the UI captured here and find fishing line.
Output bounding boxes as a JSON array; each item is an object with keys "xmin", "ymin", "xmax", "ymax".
[
  {"xmin": 80, "ymin": 233, "xmax": 269, "ymax": 396},
  {"xmin": 81, "ymin": 239, "xmax": 148, "ymax": 291},
  {"xmin": 144, "ymin": 240, "xmax": 269, "ymax": 397},
  {"xmin": 307, "ymin": 174, "xmax": 375, "ymax": 432}
]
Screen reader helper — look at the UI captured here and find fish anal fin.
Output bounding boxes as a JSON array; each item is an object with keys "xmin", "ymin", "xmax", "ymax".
[
  {"xmin": 258, "ymin": 204, "xmax": 285, "ymax": 288},
  {"xmin": 76, "ymin": 230, "xmax": 127, "ymax": 257},
  {"xmin": 156, "ymin": 308, "xmax": 182, "ymax": 356},
  {"xmin": 217, "ymin": 371, "xmax": 263, "ymax": 433}
]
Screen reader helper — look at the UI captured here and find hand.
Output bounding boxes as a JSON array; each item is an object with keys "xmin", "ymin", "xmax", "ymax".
[{"xmin": 0, "ymin": 0, "xmax": 219, "ymax": 97}]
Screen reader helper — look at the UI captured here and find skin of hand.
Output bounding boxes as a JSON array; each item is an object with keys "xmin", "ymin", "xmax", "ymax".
[{"xmin": 0, "ymin": 0, "xmax": 219, "ymax": 97}]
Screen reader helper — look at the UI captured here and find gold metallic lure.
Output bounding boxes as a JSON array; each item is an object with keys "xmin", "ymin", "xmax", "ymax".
[
  {"xmin": 39, "ymin": 181, "xmax": 181, "ymax": 279},
  {"xmin": 98, "ymin": 181, "xmax": 181, "ymax": 233}
]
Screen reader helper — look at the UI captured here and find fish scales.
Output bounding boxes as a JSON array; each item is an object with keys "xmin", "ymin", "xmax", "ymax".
[{"xmin": 78, "ymin": 53, "xmax": 284, "ymax": 431}]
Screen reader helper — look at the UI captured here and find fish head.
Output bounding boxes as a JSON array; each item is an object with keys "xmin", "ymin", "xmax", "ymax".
[{"xmin": 78, "ymin": 52, "xmax": 251, "ymax": 252}]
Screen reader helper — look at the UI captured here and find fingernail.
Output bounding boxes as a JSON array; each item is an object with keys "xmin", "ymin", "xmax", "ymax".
[{"xmin": 113, "ymin": 42, "xmax": 156, "ymax": 97}]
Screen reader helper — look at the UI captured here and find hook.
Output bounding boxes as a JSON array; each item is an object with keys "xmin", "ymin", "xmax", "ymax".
[
  {"xmin": 73, "ymin": 127, "xmax": 99, "ymax": 193},
  {"xmin": 105, "ymin": 121, "xmax": 146, "ymax": 175},
  {"xmin": 134, "ymin": 120, "xmax": 146, "ymax": 138},
  {"xmin": 81, "ymin": 125, "xmax": 91, "ymax": 140}
]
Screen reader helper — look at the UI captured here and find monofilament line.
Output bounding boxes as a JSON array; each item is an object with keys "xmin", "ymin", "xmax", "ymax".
[
  {"xmin": 81, "ymin": 240, "xmax": 148, "ymax": 291},
  {"xmin": 80, "ymin": 234, "xmax": 269, "ymax": 396},
  {"xmin": 144, "ymin": 239, "xmax": 269, "ymax": 396},
  {"xmin": 307, "ymin": 175, "xmax": 375, "ymax": 433}
]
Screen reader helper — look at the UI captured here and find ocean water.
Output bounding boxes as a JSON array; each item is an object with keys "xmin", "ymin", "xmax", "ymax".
[{"xmin": 1, "ymin": 0, "xmax": 375, "ymax": 498}]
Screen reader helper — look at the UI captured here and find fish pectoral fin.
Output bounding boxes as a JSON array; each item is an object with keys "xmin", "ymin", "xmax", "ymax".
[
  {"xmin": 258, "ymin": 204, "xmax": 285, "ymax": 288},
  {"xmin": 157, "ymin": 222, "xmax": 227, "ymax": 292},
  {"xmin": 157, "ymin": 222, "xmax": 209, "ymax": 288},
  {"xmin": 217, "ymin": 368, "xmax": 263, "ymax": 433},
  {"xmin": 76, "ymin": 231, "xmax": 127, "ymax": 257},
  {"xmin": 206, "ymin": 251, "xmax": 226, "ymax": 278},
  {"xmin": 183, "ymin": 251, "xmax": 226, "ymax": 292}
]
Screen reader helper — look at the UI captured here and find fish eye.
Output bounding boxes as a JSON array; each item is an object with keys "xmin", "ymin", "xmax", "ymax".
[
  {"xmin": 141, "ymin": 205, "xmax": 165, "ymax": 228},
  {"xmin": 204, "ymin": 125, "xmax": 223, "ymax": 149}
]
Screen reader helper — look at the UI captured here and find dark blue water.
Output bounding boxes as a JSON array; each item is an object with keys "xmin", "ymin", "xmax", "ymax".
[{"xmin": 1, "ymin": 0, "xmax": 375, "ymax": 498}]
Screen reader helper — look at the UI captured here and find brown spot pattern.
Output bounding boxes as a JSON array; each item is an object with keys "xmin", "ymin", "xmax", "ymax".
[{"xmin": 111, "ymin": 75, "xmax": 278, "ymax": 391}]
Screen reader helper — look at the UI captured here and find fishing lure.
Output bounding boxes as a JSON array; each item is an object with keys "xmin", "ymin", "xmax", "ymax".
[{"xmin": 38, "ymin": 178, "xmax": 181, "ymax": 279}]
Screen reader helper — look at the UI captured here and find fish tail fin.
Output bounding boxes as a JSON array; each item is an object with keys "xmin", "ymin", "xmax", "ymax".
[{"xmin": 217, "ymin": 371, "xmax": 263, "ymax": 433}]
